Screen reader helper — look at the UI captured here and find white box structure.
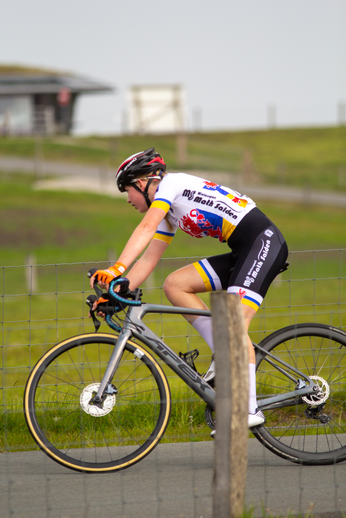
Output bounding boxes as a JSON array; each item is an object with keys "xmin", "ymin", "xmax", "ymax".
[{"xmin": 127, "ymin": 84, "xmax": 186, "ymax": 134}]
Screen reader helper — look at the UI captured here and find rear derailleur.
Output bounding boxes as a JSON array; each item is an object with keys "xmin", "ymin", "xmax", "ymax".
[{"xmin": 304, "ymin": 404, "xmax": 331, "ymax": 424}]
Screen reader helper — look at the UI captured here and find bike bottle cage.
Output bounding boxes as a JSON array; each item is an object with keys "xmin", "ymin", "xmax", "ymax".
[{"xmin": 179, "ymin": 349, "xmax": 200, "ymax": 372}]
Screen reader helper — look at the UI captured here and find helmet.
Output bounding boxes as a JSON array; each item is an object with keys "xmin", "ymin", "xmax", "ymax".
[{"xmin": 116, "ymin": 148, "xmax": 166, "ymax": 193}]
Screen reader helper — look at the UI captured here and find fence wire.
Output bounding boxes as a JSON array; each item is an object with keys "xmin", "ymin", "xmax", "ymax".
[{"xmin": 0, "ymin": 250, "xmax": 346, "ymax": 518}]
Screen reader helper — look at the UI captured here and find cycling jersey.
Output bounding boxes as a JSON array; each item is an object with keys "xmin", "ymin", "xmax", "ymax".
[
  {"xmin": 150, "ymin": 172, "xmax": 288, "ymax": 312},
  {"xmin": 151, "ymin": 173, "xmax": 256, "ymax": 244}
]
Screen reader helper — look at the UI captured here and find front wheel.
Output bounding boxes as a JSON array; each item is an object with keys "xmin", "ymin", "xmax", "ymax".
[
  {"xmin": 253, "ymin": 323, "xmax": 346, "ymax": 465},
  {"xmin": 24, "ymin": 333, "xmax": 171, "ymax": 473}
]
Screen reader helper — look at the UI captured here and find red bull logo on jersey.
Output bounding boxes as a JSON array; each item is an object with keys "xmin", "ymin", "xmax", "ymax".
[
  {"xmin": 180, "ymin": 209, "xmax": 223, "ymax": 241},
  {"xmin": 203, "ymin": 181, "xmax": 248, "ymax": 209}
]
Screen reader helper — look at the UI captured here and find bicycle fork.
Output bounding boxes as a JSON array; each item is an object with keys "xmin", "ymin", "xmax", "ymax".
[{"xmin": 90, "ymin": 329, "xmax": 132, "ymax": 407}]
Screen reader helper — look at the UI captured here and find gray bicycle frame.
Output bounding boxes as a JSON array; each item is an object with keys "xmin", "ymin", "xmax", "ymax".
[{"xmin": 95, "ymin": 302, "xmax": 317, "ymax": 412}]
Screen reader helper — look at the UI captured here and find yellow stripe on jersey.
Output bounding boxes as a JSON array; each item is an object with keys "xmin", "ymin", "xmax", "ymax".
[
  {"xmin": 151, "ymin": 199, "xmax": 171, "ymax": 213},
  {"xmin": 153, "ymin": 231, "xmax": 174, "ymax": 244},
  {"xmin": 193, "ymin": 261, "xmax": 214, "ymax": 291},
  {"xmin": 241, "ymin": 297, "xmax": 260, "ymax": 311},
  {"xmin": 222, "ymin": 220, "xmax": 237, "ymax": 242}
]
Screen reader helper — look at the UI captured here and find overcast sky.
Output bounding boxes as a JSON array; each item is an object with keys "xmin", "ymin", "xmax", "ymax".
[{"xmin": 1, "ymin": 0, "xmax": 346, "ymax": 135}]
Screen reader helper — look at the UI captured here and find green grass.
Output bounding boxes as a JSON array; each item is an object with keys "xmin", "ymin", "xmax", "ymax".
[
  {"xmin": 1, "ymin": 171, "xmax": 345, "ymax": 386},
  {"xmin": 1, "ymin": 135, "xmax": 346, "ymax": 451},
  {"xmin": 0, "ymin": 125, "xmax": 346, "ymax": 191},
  {"xmin": 1, "ymin": 171, "xmax": 346, "ymax": 269},
  {"xmin": 0, "ymin": 387, "xmax": 212, "ymax": 453}
]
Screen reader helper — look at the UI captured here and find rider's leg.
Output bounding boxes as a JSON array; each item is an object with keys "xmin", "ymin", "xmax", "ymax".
[
  {"xmin": 163, "ymin": 264, "xmax": 210, "ymax": 319},
  {"xmin": 236, "ymin": 303, "xmax": 258, "ymax": 414},
  {"xmin": 164, "ymin": 264, "xmax": 255, "ymax": 386},
  {"xmin": 164, "ymin": 264, "xmax": 264, "ymax": 426},
  {"xmin": 163, "ymin": 264, "xmax": 214, "ymax": 351}
]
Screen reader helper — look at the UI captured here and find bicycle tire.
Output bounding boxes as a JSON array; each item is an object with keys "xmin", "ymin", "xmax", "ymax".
[
  {"xmin": 24, "ymin": 333, "xmax": 171, "ymax": 473},
  {"xmin": 253, "ymin": 323, "xmax": 346, "ymax": 465}
]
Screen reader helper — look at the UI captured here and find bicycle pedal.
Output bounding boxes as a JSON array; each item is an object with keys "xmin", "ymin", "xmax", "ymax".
[{"xmin": 179, "ymin": 349, "xmax": 200, "ymax": 372}]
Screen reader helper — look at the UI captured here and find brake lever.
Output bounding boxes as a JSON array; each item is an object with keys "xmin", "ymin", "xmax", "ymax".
[
  {"xmin": 85, "ymin": 294, "xmax": 101, "ymax": 332},
  {"xmin": 87, "ymin": 268, "xmax": 104, "ymax": 299}
]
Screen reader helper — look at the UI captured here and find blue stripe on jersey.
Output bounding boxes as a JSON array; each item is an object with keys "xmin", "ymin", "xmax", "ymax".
[
  {"xmin": 156, "ymin": 230, "xmax": 175, "ymax": 237},
  {"xmin": 199, "ymin": 260, "xmax": 216, "ymax": 291},
  {"xmin": 244, "ymin": 295, "xmax": 261, "ymax": 308},
  {"xmin": 154, "ymin": 197, "xmax": 172, "ymax": 206}
]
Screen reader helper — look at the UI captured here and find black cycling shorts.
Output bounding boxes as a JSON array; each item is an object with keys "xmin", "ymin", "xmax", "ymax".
[{"xmin": 193, "ymin": 208, "xmax": 288, "ymax": 311}]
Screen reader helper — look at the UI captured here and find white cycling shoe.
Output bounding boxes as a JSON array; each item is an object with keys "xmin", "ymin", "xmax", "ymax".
[
  {"xmin": 210, "ymin": 409, "xmax": 265, "ymax": 438},
  {"xmin": 203, "ymin": 356, "xmax": 215, "ymax": 386},
  {"xmin": 248, "ymin": 409, "xmax": 265, "ymax": 428}
]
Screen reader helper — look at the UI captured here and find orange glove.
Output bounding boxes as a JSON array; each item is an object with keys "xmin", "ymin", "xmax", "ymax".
[
  {"xmin": 91, "ymin": 294, "xmax": 111, "ymax": 313},
  {"xmin": 91, "ymin": 262, "xmax": 127, "ymax": 285}
]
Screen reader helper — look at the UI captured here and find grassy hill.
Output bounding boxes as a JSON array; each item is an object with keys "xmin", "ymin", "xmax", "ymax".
[
  {"xmin": 1, "ymin": 125, "xmax": 346, "ymax": 266},
  {"xmin": 0, "ymin": 126, "xmax": 345, "ymax": 192},
  {"xmin": 1, "ymin": 128, "xmax": 345, "ymax": 452},
  {"xmin": 0, "ymin": 171, "xmax": 345, "ymax": 268}
]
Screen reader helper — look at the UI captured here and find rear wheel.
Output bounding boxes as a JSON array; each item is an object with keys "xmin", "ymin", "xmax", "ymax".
[
  {"xmin": 253, "ymin": 324, "xmax": 346, "ymax": 465},
  {"xmin": 24, "ymin": 333, "xmax": 171, "ymax": 472}
]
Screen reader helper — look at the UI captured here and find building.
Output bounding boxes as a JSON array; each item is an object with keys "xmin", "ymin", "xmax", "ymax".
[
  {"xmin": 0, "ymin": 65, "xmax": 114, "ymax": 135},
  {"xmin": 127, "ymin": 84, "xmax": 186, "ymax": 134}
]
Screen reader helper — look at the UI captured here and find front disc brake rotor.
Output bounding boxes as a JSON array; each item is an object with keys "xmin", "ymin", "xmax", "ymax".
[{"xmin": 80, "ymin": 383, "xmax": 116, "ymax": 417}]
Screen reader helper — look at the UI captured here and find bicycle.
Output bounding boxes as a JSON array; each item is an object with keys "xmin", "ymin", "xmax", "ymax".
[{"xmin": 24, "ymin": 270, "xmax": 346, "ymax": 473}]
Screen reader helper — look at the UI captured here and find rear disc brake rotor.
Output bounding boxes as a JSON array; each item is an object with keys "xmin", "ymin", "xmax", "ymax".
[{"xmin": 302, "ymin": 375, "xmax": 330, "ymax": 407}]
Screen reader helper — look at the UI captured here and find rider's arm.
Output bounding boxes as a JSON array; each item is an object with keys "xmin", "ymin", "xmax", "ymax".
[
  {"xmin": 126, "ymin": 238, "xmax": 170, "ymax": 290},
  {"xmin": 117, "ymin": 206, "xmax": 167, "ymax": 268},
  {"xmin": 90, "ymin": 206, "xmax": 167, "ymax": 288}
]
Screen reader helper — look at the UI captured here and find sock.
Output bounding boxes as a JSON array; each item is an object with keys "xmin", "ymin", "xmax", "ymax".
[
  {"xmin": 191, "ymin": 316, "xmax": 214, "ymax": 353},
  {"xmin": 248, "ymin": 363, "xmax": 257, "ymax": 414}
]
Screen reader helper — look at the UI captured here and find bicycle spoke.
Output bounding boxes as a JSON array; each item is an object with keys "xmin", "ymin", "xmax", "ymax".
[
  {"xmin": 254, "ymin": 324, "xmax": 346, "ymax": 465},
  {"xmin": 25, "ymin": 335, "xmax": 171, "ymax": 472}
]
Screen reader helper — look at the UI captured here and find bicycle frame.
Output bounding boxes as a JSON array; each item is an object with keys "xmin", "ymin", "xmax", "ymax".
[{"xmin": 94, "ymin": 301, "xmax": 317, "ymax": 413}]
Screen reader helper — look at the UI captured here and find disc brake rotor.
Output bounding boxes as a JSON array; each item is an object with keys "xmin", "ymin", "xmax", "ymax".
[
  {"xmin": 302, "ymin": 375, "xmax": 330, "ymax": 407},
  {"xmin": 80, "ymin": 383, "xmax": 116, "ymax": 417}
]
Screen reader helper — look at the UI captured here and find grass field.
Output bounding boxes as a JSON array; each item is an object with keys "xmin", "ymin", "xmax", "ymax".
[
  {"xmin": 1, "ymin": 127, "xmax": 346, "ymax": 451},
  {"xmin": 0, "ymin": 125, "xmax": 346, "ymax": 191},
  {"xmin": 1, "ymin": 170, "xmax": 346, "ymax": 268}
]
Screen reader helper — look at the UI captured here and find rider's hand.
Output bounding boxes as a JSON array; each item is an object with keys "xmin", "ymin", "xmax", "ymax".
[
  {"xmin": 90, "ymin": 262, "xmax": 127, "ymax": 289},
  {"xmin": 91, "ymin": 294, "xmax": 110, "ymax": 314},
  {"xmin": 90, "ymin": 293, "xmax": 122, "ymax": 318},
  {"xmin": 89, "ymin": 293, "xmax": 116, "ymax": 318}
]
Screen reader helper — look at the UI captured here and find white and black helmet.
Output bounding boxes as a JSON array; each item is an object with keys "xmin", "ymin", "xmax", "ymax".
[{"xmin": 116, "ymin": 148, "xmax": 166, "ymax": 192}]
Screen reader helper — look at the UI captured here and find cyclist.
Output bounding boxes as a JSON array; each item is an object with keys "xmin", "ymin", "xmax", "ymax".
[{"xmin": 90, "ymin": 148, "xmax": 288, "ymax": 430}]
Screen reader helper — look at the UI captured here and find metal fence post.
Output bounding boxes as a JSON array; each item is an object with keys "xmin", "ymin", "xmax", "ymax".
[{"xmin": 211, "ymin": 292, "xmax": 249, "ymax": 518}]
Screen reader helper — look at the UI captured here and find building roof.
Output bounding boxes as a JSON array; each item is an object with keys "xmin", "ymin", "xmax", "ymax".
[{"xmin": 0, "ymin": 65, "xmax": 114, "ymax": 95}]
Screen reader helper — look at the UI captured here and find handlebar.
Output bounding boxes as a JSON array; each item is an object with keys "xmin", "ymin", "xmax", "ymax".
[{"xmin": 87, "ymin": 268, "xmax": 142, "ymax": 309}]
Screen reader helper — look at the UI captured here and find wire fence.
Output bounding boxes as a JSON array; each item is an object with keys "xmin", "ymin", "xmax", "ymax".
[{"xmin": 1, "ymin": 249, "xmax": 346, "ymax": 517}]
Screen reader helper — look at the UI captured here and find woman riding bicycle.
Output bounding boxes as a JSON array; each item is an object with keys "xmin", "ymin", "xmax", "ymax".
[{"xmin": 90, "ymin": 147, "xmax": 288, "ymax": 429}]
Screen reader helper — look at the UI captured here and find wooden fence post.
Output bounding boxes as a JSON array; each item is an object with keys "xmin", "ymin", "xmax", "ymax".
[
  {"xmin": 25, "ymin": 253, "xmax": 38, "ymax": 293},
  {"xmin": 211, "ymin": 292, "xmax": 249, "ymax": 518}
]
